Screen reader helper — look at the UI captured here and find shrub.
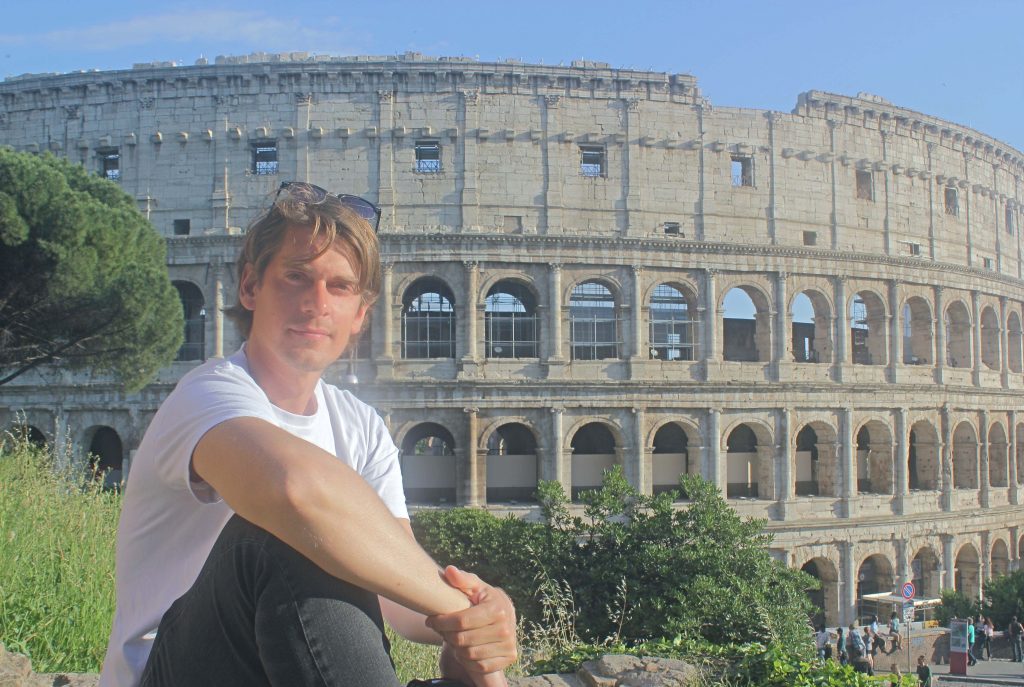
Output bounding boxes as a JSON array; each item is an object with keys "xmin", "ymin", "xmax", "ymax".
[
  {"xmin": 980, "ymin": 569, "xmax": 1024, "ymax": 629},
  {"xmin": 936, "ymin": 589, "xmax": 981, "ymax": 627}
]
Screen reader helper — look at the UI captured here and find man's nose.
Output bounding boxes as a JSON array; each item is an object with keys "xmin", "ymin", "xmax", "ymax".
[{"xmin": 303, "ymin": 281, "xmax": 330, "ymax": 314}]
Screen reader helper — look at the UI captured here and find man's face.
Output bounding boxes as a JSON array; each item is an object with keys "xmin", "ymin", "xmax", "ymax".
[{"xmin": 240, "ymin": 224, "xmax": 369, "ymax": 377}]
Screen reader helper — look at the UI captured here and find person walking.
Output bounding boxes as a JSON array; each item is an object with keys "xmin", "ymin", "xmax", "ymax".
[
  {"xmin": 815, "ymin": 625, "xmax": 830, "ymax": 660},
  {"xmin": 916, "ymin": 656, "xmax": 932, "ymax": 687},
  {"xmin": 1010, "ymin": 615, "xmax": 1024, "ymax": 662},
  {"xmin": 836, "ymin": 626, "xmax": 848, "ymax": 665},
  {"xmin": 966, "ymin": 616, "xmax": 977, "ymax": 666},
  {"xmin": 980, "ymin": 616, "xmax": 993, "ymax": 660}
]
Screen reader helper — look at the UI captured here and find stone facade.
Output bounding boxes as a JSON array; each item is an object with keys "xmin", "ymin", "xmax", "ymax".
[{"xmin": 2, "ymin": 53, "xmax": 1024, "ymax": 628}]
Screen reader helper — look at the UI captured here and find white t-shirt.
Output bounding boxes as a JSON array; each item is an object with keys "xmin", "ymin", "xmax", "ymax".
[{"xmin": 99, "ymin": 348, "xmax": 407, "ymax": 687}]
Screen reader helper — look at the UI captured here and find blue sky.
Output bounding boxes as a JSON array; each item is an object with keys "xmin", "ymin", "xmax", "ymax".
[{"xmin": 3, "ymin": 0, "xmax": 1022, "ymax": 151}]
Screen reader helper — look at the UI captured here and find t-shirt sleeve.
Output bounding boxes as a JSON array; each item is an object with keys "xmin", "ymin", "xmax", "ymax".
[
  {"xmin": 147, "ymin": 362, "xmax": 279, "ymax": 503},
  {"xmin": 359, "ymin": 413, "xmax": 408, "ymax": 520}
]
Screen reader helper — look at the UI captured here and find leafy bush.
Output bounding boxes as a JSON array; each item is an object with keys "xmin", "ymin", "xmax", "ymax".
[
  {"xmin": 936, "ymin": 589, "xmax": 981, "ymax": 627},
  {"xmin": 413, "ymin": 467, "xmax": 817, "ymax": 652},
  {"xmin": 981, "ymin": 569, "xmax": 1024, "ymax": 629}
]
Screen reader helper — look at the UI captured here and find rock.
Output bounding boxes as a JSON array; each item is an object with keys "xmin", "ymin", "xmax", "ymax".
[
  {"xmin": 0, "ymin": 643, "xmax": 32, "ymax": 687},
  {"xmin": 578, "ymin": 654, "xmax": 702, "ymax": 687}
]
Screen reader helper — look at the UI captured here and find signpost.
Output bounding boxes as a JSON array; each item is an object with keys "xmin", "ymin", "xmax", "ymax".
[
  {"xmin": 950, "ymin": 618, "xmax": 969, "ymax": 674},
  {"xmin": 901, "ymin": 582, "xmax": 916, "ymax": 673}
]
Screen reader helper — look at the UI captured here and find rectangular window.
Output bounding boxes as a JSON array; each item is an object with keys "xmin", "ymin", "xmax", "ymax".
[
  {"xmin": 415, "ymin": 140, "xmax": 441, "ymax": 173},
  {"xmin": 173, "ymin": 219, "xmax": 191, "ymax": 236},
  {"xmin": 908, "ymin": 242, "xmax": 921, "ymax": 256},
  {"xmin": 803, "ymin": 231, "xmax": 817, "ymax": 246},
  {"xmin": 984, "ymin": 257, "xmax": 995, "ymax": 270},
  {"xmin": 1007, "ymin": 206, "xmax": 1015, "ymax": 235},
  {"xmin": 856, "ymin": 169, "xmax": 873, "ymax": 201},
  {"xmin": 579, "ymin": 145, "xmax": 605, "ymax": 177},
  {"xmin": 252, "ymin": 141, "xmax": 278, "ymax": 176},
  {"xmin": 98, "ymin": 148, "xmax": 120, "ymax": 181},
  {"xmin": 663, "ymin": 221, "xmax": 681, "ymax": 236},
  {"xmin": 944, "ymin": 187, "xmax": 959, "ymax": 216},
  {"xmin": 731, "ymin": 156, "xmax": 753, "ymax": 187}
]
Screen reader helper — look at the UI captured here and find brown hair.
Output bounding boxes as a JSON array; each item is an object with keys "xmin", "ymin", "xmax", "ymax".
[{"xmin": 224, "ymin": 188, "xmax": 381, "ymax": 339}]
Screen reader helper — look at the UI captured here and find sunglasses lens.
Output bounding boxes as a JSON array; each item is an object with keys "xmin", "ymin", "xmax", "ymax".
[{"xmin": 336, "ymin": 195, "xmax": 378, "ymax": 221}]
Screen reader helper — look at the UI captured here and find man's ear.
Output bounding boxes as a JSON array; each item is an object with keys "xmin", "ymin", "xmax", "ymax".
[{"xmin": 238, "ymin": 263, "xmax": 258, "ymax": 311}]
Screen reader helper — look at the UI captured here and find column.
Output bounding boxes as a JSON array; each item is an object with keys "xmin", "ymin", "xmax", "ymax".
[
  {"xmin": 941, "ymin": 404, "xmax": 954, "ymax": 511},
  {"xmin": 972, "ymin": 290, "xmax": 983, "ymax": 386},
  {"xmin": 833, "ymin": 276, "xmax": 848, "ymax": 381},
  {"xmin": 981, "ymin": 531, "xmax": 992, "ymax": 589},
  {"xmin": 633, "ymin": 407, "xmax": 650, "ymax": 494},
  {"xmin": 212, "ymin": 259, "xmax": 225, "ymax": 358},
  {"xmin": 934, "ymin": 286, "xmax": 946, "ymax": 384},
  {"xmin": 840, "ymin": 407, "xmax": 856, "ymax": 507},
  {"xmin": 376, "ymin": 90, "xmax": 396, "ymax": 224},
  {"xmin": 840, "ymin": 541, "xmax": 857, "ymax": 626},
  {"xmin": 547, "ymin": 264, "xmax": 565, "ymax": 363},
  {"xmin": 776, "ymin": 407, "xmax": 794, "ymax": 515},
  {"xmin": 1011, "ymin": 411, "xmax": 1020, "ymax": 505},
  {"xmin": 623, "ymin": 98, "xmax": 644, "ymax": 236},
  {"xmin": 462, "ymin": 261, "xmax": 480, "ymax": 363},
  {"xmin": 1001, "ymin": 296, "xmax": 1011, "ymax": 388},
  {"xmin": 1011, "ymin": 526, "xmax": 1021, "ymax": 571},
  {"xmin": 895, "ymin": 538, "xmax": 911, "ymax": 592},
  {"xmin": 542, "ymin": 95, "xmax": 563, "ymax": 232},
  {"xmin": 549, "ymin": 406, "xmax": 568, "ymax": 493},
  {"xmin": 888, "ymin": 279, "xmax": 901, "ymax": 381},
  {"xmin": 379, "ymin": 262, "xmax": 395, "ymax": 361},
  {"xmin": 460, "ymin": 90, "xmax": 480, "ymax": 230},
  {"xmin": 942, "ymin": 534, "xmax": 956, "ymax": 590},
  {"xmin": 463, "ymin": 407, "xmax": 481, "ymax": 506},
  {"xmin": 894, "ymin": 407, "xmax": 909, "ymax": 512},
  {"xmin": 631, "ymin": 266, "xmax": 644, "ymax": 361},
  {"xmin": 706, "ymin": 408, "xmax": 722, "ymax": 494},
  {"xmin": 703, "ymin": 269, "xmax": 719, "ymax": 377},
  {"xmin": 979, "ymin": 410, "xmax": 990, "ymax": 508},
  {"xmin": 774, "ymin": 271, "xmax": 789, "ymax": 377}
]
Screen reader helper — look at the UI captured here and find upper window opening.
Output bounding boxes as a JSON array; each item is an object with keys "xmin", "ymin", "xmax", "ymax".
[
  {"xmin": 856, "ymin": 169, "xmax": 873, "ymax": 201},
  {"xmin": 415, "ymin": 140, "xmax": 441, "ymax": 173},
  {"xmin": 173, "ymin": 219, "xmax": 191, "ymax": 236},
  {"xmin": 731, "ymin": 156, "xmax": 753, "ymax": 187},
  {"xmin": 485, "ymin": 282, "xmax": 539, "ymax": 359},
  {"xmin": 1007, "ymin": 206, "xmax": 1015, "ymax": 235},
  {"xmin": 580, "ymin": 145, "xmax": 605, "ymax": 177},
  {"xmin": 569, "ymin": 281, "xmax": 618, "ymax": 360},
  {"xmin": 944, "ymin": 187, "xmax": 959, "ymax": 216},
  {"xmin": 252, "ymin": 141, "xmax": 278, "ymax": 176},
  {"xmin": 98, "ymin": 148, "xmax": 120, "ymax": 181}
]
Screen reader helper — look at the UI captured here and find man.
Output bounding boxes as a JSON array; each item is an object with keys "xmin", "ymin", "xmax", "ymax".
[
  {"xmin": 100, "ymin": 183, "xmax": 516, "ymax": 686},
  {"xmin": 1010, "ymin": 615, "xmax": 1023, "ymax": 662}
]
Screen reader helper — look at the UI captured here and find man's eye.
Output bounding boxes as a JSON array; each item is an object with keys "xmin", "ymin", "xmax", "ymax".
[{"xmin": 285, "ymin": 272, "xmax": 305, "ymax": 282}]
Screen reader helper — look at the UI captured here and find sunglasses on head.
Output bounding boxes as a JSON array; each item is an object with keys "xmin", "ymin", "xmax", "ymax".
[{"xmin": 275, "ymin": 181, "xmax": 382, "ymax": 233}]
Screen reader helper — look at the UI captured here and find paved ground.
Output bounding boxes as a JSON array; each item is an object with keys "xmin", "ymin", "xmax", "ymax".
[{"xmin": 934, "ymin": 657, "xmax": 1024, "ymax": 686}]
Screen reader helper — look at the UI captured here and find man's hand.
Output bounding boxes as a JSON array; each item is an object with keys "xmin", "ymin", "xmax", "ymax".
[{"xmin": 427, "ymin": 566, "xmax": 517, "ymax": 686}]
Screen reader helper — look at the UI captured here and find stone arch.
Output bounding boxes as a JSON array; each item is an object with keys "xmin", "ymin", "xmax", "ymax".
[
  {"xmin": 909, "ymin": 420, "xmax": 940, "ymax": 490},
  {"xmin": 484, "ymin": 421, "xmax": 539, "ymax": 503},
  {"xmin": 1007, "ymin": 311, "xmax": 1023, "ymax": 374},
  {"xmin": 794, "ymin": 421, "xmax": 838, "ymax": 497},
  {"xmin": 988, "ymin": 422, "xmax": 1008, "ymax": 488},
  {"xmin": 399, "ymin": 422, "xmax": 456, "ymax": 504},
  {"xmin": 85, "ymin": 425, "xmax": 124, "ymax": 489},
  {"xmin": 902, "ymin": 296, "xmax": 933, "ymax": 365},
  {"xmin": 402, "ymin": 277, "xmax": 457, "ymax": 359},
  {"xmin": 173, "ymin": 280, "xmax": 206, "ymax": 362},
  {"xmin": 945, "ymin": 300, "xmax": 972, "ymax": 368},
  {"xmin": 850, "ymin": 290, "xmax": 887, "ymax": 366},
  {"xmin": 648, "ymin": 282, "xmax": 698, "ymax": 361},
  {"xmin": 725, "ymin": 420, "xmax": 773, "ymax": 500},
  {"xmin": 857, "ymin": 553, "xmax": 896, "ymax": 611},
  {"xmin": 955, "ymin": 543, "xmax": 981, "ymax": 598},
  {"xmin": 484, "ymin": 279, "xmax": 540, "ymax": 359},
  {"xmin": 790, "ymin": 289, "xmax": 833, "ymax": 364},
  {"xmin": 7, "ymin": 423, "xmax": 47, "ymax": 448},
  {"xmin": 569, "ymin": 279, "xmax": 621, "ymax": 360},
  {"xmin": 991, "ymin": 539, "xmax": 1010, "ymax": 578},
  {"xmin": 801, "ymin": 557, "xmax": 840, "ymax": 628},
  {"xmin": 651, "ymin": 421, "xmax": 698, "ymax": 498},
  {"xmin": 911, "ymin": 546, "xmax": 941, "ymax": 599},
  {"xmin": 855, "ymin": 419, "xmax": 894, "ymax": 495},
  {"xmin": 981, "ymin": 306, "xmax": 1001, "ymax": 370},
  {"xmin": 952, "ymin": 421, "xmax": 979, "ymax": 489},
  {"xmin": 570, "ymin": 421, "xmax": 620, "ymax": 500},
  {"xmin": 1017, "ymin": 422, "xmax": 1024, "ymax": 486},
  {"xmin": 722, "ymin": 285, "xmax": 771, "ymax": 362}
]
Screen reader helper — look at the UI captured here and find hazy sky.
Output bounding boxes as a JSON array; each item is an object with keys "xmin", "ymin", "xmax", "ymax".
[{"xmin": 3, "ymin": 0, "xmax": 1022, "ymax": 150}]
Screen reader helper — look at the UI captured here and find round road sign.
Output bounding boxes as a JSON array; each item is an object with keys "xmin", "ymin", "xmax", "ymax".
[{"xmin": 901, "ymin": 582, "xmax": 916, "ymax": 599}]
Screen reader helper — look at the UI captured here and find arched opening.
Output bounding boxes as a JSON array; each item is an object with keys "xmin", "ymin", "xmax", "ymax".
[
  {"xmin": 1007, "ymin": 312, "xmax": 1023, "ymax": 374},
  {"xmin": 952, "ymin": 422, "xmax": 979, "ymax": 489},
  {"xmin": 9, "ymin": 424, "xmax": 47, "ymax": 448},
  {"xmin": 909, "ymin": 421, "xmax": 939, "ymax": 490},
  {"xmin": 570, "ymin": 422, "xmax": 618, "ymax": 500},
  {"xmin": 801, "ymin": 558, "xmax": 840, "ymax": 627},
  {"xmin": 902, "ymin": 297, "xmax": 933, "ymax": 365},
  {"xmin": 726, "ymin": 424, "xmax": 769, "ymax": 499},
  {"xmin": 485, "ymin": 423, "xmax": 538, "ymax": 503},
  {"xmin": 981, "ymin": 306, "xmax": 1001, "ymax": 370},
  {"xmin": 649, "ymin": 284, "xmax": 697, "ymax": 361},
  {"xmin": 911, "ymin": 547, "xmax": 941, "ymax": 599},
  {"xmin": 652, "ymin": 422, "xmax": 691, "ymax": 498},
  {"xmin": 850, "ymin": 291, "xmax": 887, "ymax": 366},
  {"xmin": 402, "ymin": 278, "xmax": 456, "ymax": 359},
  {"xmin": 992, "ymin": 539, "xmax": 1010, "ymax": 578},
  {"xmin": 857, "ymin": 554, "xmax": 895, "ymax": 620},
  {"xmin": 173, "ymin": 281, "xmax": 205, "ymax": 362},
  {"xmin": 723, "ymin": 287, "xmax": 770, "ymax": 362},
  {"xmin": 945, "ymin": 301, "xmax": 972, "ymax": 368},
  {"xmin": 87, "ymin": 426, "xmax": 123, "ymax": 489},
  {"xmin": 988, "ymin": 423, "xmax": 1008, "ymax": 488},
  {"xmin": 485, "ymin": 281, "xmax": 539, "ymax": 359},
  {"xmin": 790, "ymin": 291, "xmax": 832, "ymax": 364},
  {"xmin": 795, "ymin": 426, "xmax": 819, "ymax": 496},
  {"xmin": 955, "ymin": 544, "xmax": 981, "ymax": 598},
  {"xmin": 400, "ymin": 423, "xmax": 456, "ymax": 504},
  {"xmin": 856, "ymin": 421, "xmax": 894, "ymax": 495},
  {"xmin": 569, "ymin": 281, "xmax": 619, "ymax": 360}
]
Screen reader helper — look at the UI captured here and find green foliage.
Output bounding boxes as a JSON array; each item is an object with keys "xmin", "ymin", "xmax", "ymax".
[
  {"xmin": 0, "ymin": 148, "xmax": 182, "ymax": 390},
  {"xmin": 413, "ymin": 468, "xmax": 818, "ymax": 653},
  {"xmin": 936, "ymin": 589, "xmax": 981, "ymax": 627},
  {"xmin": 980, "ymin": 569, "xmax": 1024, "ymax": 629},
  {"xmin": 0, "ymin": 433, "xmax": 120, "ymax": 672}
]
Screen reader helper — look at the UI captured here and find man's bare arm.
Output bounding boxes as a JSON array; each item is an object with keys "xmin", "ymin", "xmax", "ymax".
[{"xmin": 192, "ymin": 416, "xmax": 470, "ymax": 617}]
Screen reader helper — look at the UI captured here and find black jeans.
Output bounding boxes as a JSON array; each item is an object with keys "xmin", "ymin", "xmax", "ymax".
[{"xmin": 140, "ymin": 515, "xmax": 401, "ymax": 687}]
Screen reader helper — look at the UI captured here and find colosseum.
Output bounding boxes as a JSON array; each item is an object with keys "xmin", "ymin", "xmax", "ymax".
[{"xmin": 2, "ymin": 52, "xmax": 1022, "ymax": 628}]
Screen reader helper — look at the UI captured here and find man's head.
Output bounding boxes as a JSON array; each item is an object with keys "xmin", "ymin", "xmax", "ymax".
[{"xmin": 226, "ymin": 183, "xmax": 381, "ymax": 340}]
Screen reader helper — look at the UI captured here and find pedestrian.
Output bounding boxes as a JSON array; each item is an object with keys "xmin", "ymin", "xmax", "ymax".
[
  {"xmin": 888, "ymin": 663, "xmax": 902, "ymax": 687},
  {"xmin": 848, "ymin": 622, "xmax": 865, "ymax": 658},
  {"xmin": 888, "ymin": 611, "xmax": 903, "ymax": 653},
  {"xmin": 1012, "ymin": 615, "xmax": 1024, "ymax": 662},
  {"xmin": 836, "ymin": 626, "xmax": 848, "ymax": 665},
  {"xmin": 815, "ymin": 624, "xmax": 830, "ymax": 660},
  {"xmin": 980, "ymin": 616, "xmax": 993, "ymax": 660},
  {"xmin": 864, "ymin": 627, "xmax": 876, "ymax": 671},
  {"xmin": 916, "ymin": 655, "xmax": 932, "ymax": 687},
  {"xmin": 966, "ymin": 616, "xmax": 977, "ymax": 666}
]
